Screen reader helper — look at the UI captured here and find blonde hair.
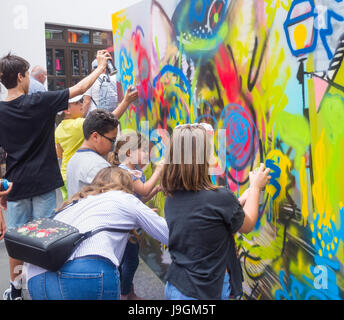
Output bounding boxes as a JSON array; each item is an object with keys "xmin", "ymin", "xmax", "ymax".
[
  {"xmin": 108, "ymin": 132, "xmax": 145, "ymax": 166},
  {"xmin": 58, "ymin": 166, "xmax": 134, "ymax": 210},
  {"xmin": 161, "ymin": 124, "xmax": 219, "ymax": 196}
]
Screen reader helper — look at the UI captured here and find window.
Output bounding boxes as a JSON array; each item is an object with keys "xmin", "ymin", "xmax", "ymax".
[
  {"xmin": 68, "ymin": 29, "xmax": 90, "ymax": 44},
  {"xmin": 45, "ymin": 24, "xmax": 114, "ymax": 91},
  {"xmin": 45, "ymin": 28, "xmax": 64, "ymax": 41}
]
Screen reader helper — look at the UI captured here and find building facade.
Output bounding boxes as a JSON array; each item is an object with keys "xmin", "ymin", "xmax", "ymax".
[{"xmin": 0, "ymin": 0, "xmax": 142, "ymax": 93}]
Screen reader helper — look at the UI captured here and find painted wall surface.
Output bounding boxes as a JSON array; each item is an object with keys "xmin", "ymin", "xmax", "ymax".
[{"xmin": 112, "ymin": 0, "xmax": 344, "ymax": 300}]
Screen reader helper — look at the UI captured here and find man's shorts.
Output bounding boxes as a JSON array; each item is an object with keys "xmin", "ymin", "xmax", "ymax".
[{"xmin": 7, "ymin": 190, "xmax": 57, "ymax": 229}]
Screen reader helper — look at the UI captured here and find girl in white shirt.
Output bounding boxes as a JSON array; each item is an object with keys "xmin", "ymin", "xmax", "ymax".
[{"xmin": 26, "ymin": 167, "xmax": 168, "ymax": 300}]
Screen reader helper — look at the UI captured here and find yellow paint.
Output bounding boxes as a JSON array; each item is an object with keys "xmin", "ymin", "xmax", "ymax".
[
  {"xmin": 299, "ymin": 155, "xmax": 309, "ymax": 226},
  {"xmin": 293, "ymin": 24, "xmax": 307, "ymax": 50}
]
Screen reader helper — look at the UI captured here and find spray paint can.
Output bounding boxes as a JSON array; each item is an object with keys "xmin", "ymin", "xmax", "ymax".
[
  {"xmin": 106, "ymin": 60, "xmax": 117, "ymax": 76},
  {"xmin": 0, "ymin": 179, "xmax": 9, "ymax": 192},
  {"xmin": 129, "ymin": 84, "xmax": 139, "ymax": 108}
]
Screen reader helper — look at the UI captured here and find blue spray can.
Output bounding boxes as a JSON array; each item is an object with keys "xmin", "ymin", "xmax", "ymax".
[{"xmin": 0, "ymin": 179, "xmax": 9, "ymax": 192}]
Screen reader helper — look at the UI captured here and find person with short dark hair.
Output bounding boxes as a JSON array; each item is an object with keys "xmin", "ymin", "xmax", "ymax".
[
  {"xmin": 66, "ymin": 109, "xmax": 119, "ymax": 198},
  {"xmin": 0, "ymin": 50, "xmax": 112, "ymax": 300}
]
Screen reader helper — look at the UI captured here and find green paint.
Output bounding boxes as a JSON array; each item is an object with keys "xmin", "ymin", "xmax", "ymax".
[
  {"xmin": 319, "ymin": 93, "xmax": 344, "ymax": 214},
  {"xmin": 183, "ymin": 23, "xmax": 228, "ymax": 53},
  {"xmin": 154, "ymin": 35, "xmax": 162, "ymax": 70},
  {"xmin": 118, "ymin": 19, "xmax": 131, "ymax": 38},
  {"xmin": 275, "ymin": 111, "xmax": 310, "ymax": 170},
  {"xmin": 214, "ymin": 13, "xmax": 219, "ymax": 24}
]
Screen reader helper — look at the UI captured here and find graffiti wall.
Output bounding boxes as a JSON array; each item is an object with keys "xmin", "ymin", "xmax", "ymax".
[{"xmin": 112, "ymin": 0, "xmax": 344, "ymax": 300}]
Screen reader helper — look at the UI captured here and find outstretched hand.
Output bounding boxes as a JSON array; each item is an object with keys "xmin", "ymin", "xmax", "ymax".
[
  {"xmin": 124, "ymin": 86, "xmax": 139, "ymax": 105},
  {"xmin": 249, "ymin": 163, "xmax": 271, "ymax": 190}
]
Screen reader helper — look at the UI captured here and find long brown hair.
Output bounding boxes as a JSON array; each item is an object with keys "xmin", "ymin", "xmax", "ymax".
[
  {"xmin": 161, "ymin": 124, "xmax": 219, "ymax": 196},
  {"xmin": 58, "ymin": 166, "xmax": 133, "ymax": 210}
]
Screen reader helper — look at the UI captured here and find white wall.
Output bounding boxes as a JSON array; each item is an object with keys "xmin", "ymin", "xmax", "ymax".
[{"xmin": 0, "ymin": 0, "xmax": 142, "ymax": 72}]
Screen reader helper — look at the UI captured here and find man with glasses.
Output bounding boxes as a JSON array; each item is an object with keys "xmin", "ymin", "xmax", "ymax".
[{"xmin": 66, "ymin": 109, "xmax": 119, "ymax": 198}]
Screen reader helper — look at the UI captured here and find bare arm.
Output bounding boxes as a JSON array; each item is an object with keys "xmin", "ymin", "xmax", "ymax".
[
  {"xmin": 112, "ymin": 86, "xmax": 139, "ymax": 119},
  {"xmin": 56, "ymin": 143, "xmax": 63, "ymax": 159},
  {"xmin": 238, "ymin": 164, "xmax": 271, "ymax": 234},
  {"xmin": 0, "ymin": 209, "xmax": 6, "ymax": 241},
  {"xmin": 133, "ymin": 167, "xmax": 162, "ymax": 197},
  {"xmin": 69, "ymin": 50, "xmax": 110, "ymax": 99},
  {"xmin": 141, "ymin": 185, "xmax": 162, "ymax": 203},
  {"xmin": 82, "ymin": 95, "xmax": 92, "ymax": 117}
]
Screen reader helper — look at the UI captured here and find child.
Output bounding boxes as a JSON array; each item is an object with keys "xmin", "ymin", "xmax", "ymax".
[
  {"xmin": 110, "ymin": 132, "xmax": 164, "ymax": 202},
  {"xmin": 26, "ymin": 166, "xmax": 168, "ymax": 300},
  {"xmin": 55, "ymin": 95, "xmax": 85, "ymax": 200},
  {"xmin": 161, "ymin": 123, "xmax": 271, "ymax": 300},
  {"xmin": 56, "ymin": 86, "xmax": 138, "ymax": 201},
  {"xmin": 108, "ymin": 132, "xmax": 164, "ymax": 300}
]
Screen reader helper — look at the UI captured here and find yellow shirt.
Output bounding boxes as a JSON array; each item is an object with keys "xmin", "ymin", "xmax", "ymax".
[{"xmin": 55, "ymin": 118, "xmax": 85, "ymax": 181}]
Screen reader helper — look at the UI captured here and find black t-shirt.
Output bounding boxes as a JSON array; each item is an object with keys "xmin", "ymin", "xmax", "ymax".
[
  {"xmin": 164, "ymin": 187, "xmax": 245, "ymax": 300},
  {"xmin": 0, "ymin": 90, "xmax": 69, "ymax": 201}
]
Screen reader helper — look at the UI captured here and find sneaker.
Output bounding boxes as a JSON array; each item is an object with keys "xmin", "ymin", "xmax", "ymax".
[{"xmin": 3, "ymin": 284, "xmax": 23, "ymax": 300}]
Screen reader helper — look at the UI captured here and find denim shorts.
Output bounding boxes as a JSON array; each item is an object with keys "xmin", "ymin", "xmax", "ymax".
[
  {"xmin": 7, "ymin": 190, "xmax": 57, "ymax": 229},
  {"xmin": 28, "ymin": 256, "xmax": 120, "ymax": 300},
  {"xmin": 165, "ymin": 272, "xmax": 231, "ymax": 300}
]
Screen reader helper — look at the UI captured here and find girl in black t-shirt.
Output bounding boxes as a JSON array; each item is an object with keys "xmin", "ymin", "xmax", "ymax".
[{"xmin": 161, "ymin": 123, "xmax": 271, "ymax": 300}]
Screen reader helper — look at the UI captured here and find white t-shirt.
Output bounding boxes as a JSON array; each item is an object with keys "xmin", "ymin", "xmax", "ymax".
[
  {"xmin": 84, "ymin": 74, "xmax": 118, "ymax": 114},
  {"xmin": 25, "ymin": 190, "xmax": 169, "ymax": 280},
  {"xmin": 66, "ymin": 149, "xmax": 110, "ymax": 198},
  {"xmin": 0, "ymin": 83, "xmax": 7, "ymax": 101}
]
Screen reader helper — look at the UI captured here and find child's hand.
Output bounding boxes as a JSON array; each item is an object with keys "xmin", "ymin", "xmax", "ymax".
[
  {"xmin": 156, "ymin": 159, "xmax": 165, "ymax": 173},
  {"xmin": 249, "ymin": 163, "xmax": 271, "ymax": 190},
  {"xmin": 124, "ymin": 86, "xmax": 139, "ymax": 105}
]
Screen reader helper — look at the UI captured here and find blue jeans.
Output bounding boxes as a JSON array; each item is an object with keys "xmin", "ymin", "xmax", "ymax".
[
  {"xmin": 165, "ymin": 272, "xmax": 231, "ymax": 300},
  {"xmin": 7, "ymin": 190, "xmax": 56, "ymax": 229},
  {"xmin": 28, "ymin": 256, "xmax": 120, "ymax": 300},
  {"xmin": 119, "ymin": 239, "xmax": 140, "ymax": 295}
]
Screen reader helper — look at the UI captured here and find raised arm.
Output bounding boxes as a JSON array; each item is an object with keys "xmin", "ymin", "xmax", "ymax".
[
  {"xmin": 112, "ymin": 86, "xmax": 139, "ymax": 119},
  {"xmin": 69, "ymin": 50, "xmax": 110, "ymax": 99},
  {"xmin": 238, "ymin": 163, "xmax": 271, "ymax": 234},
  {"xmin": 132, "ymin": 163, "xmax": 164, "ymax": 197}
]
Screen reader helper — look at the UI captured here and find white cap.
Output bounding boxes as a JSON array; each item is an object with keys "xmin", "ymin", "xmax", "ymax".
[{"xmin": 68, "ymin": 95, "xmax": 84, "ymax": 104}]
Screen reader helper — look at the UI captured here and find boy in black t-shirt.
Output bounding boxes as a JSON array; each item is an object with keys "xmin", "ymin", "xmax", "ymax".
[{"xmin": 0, "ymin": 51, "xmax": 112, "ymax": 300}]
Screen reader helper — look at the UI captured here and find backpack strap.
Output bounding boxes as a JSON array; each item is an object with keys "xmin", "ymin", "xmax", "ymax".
[
  {"xmin": 74, "ymin": 227, "xmax": 131, "ymax": 246},
  {"xmin": 54, "ymin": 200, "xmax": 79, "ymax": 217}
]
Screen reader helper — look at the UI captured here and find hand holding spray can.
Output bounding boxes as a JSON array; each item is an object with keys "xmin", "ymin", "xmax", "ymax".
[
  {"xmin": 106, "ymin": 59, "xmax": 117, "ymax": 76},
  {"xmin": 0, "ymin": 179, "xmax": 10, "ymax": 192},
  {"xmin": 129, "ymin": 77, "xmax": 139, "ymax": 108}
]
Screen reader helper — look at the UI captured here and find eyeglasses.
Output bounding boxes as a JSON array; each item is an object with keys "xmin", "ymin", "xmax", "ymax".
[{"xmin": 97, "ymin": 132, "xmax": 116, "ymax": 145}]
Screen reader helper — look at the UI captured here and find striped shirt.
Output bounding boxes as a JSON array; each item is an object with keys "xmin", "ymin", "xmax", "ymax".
[{"xmin": 26, "ymin": 190, "xmax": 169, "ymax": 280}]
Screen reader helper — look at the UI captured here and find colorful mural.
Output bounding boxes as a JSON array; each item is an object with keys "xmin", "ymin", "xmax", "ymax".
[{"xmin": 112, "ymin": 0, "xmax": 344, "ymax": 300}]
